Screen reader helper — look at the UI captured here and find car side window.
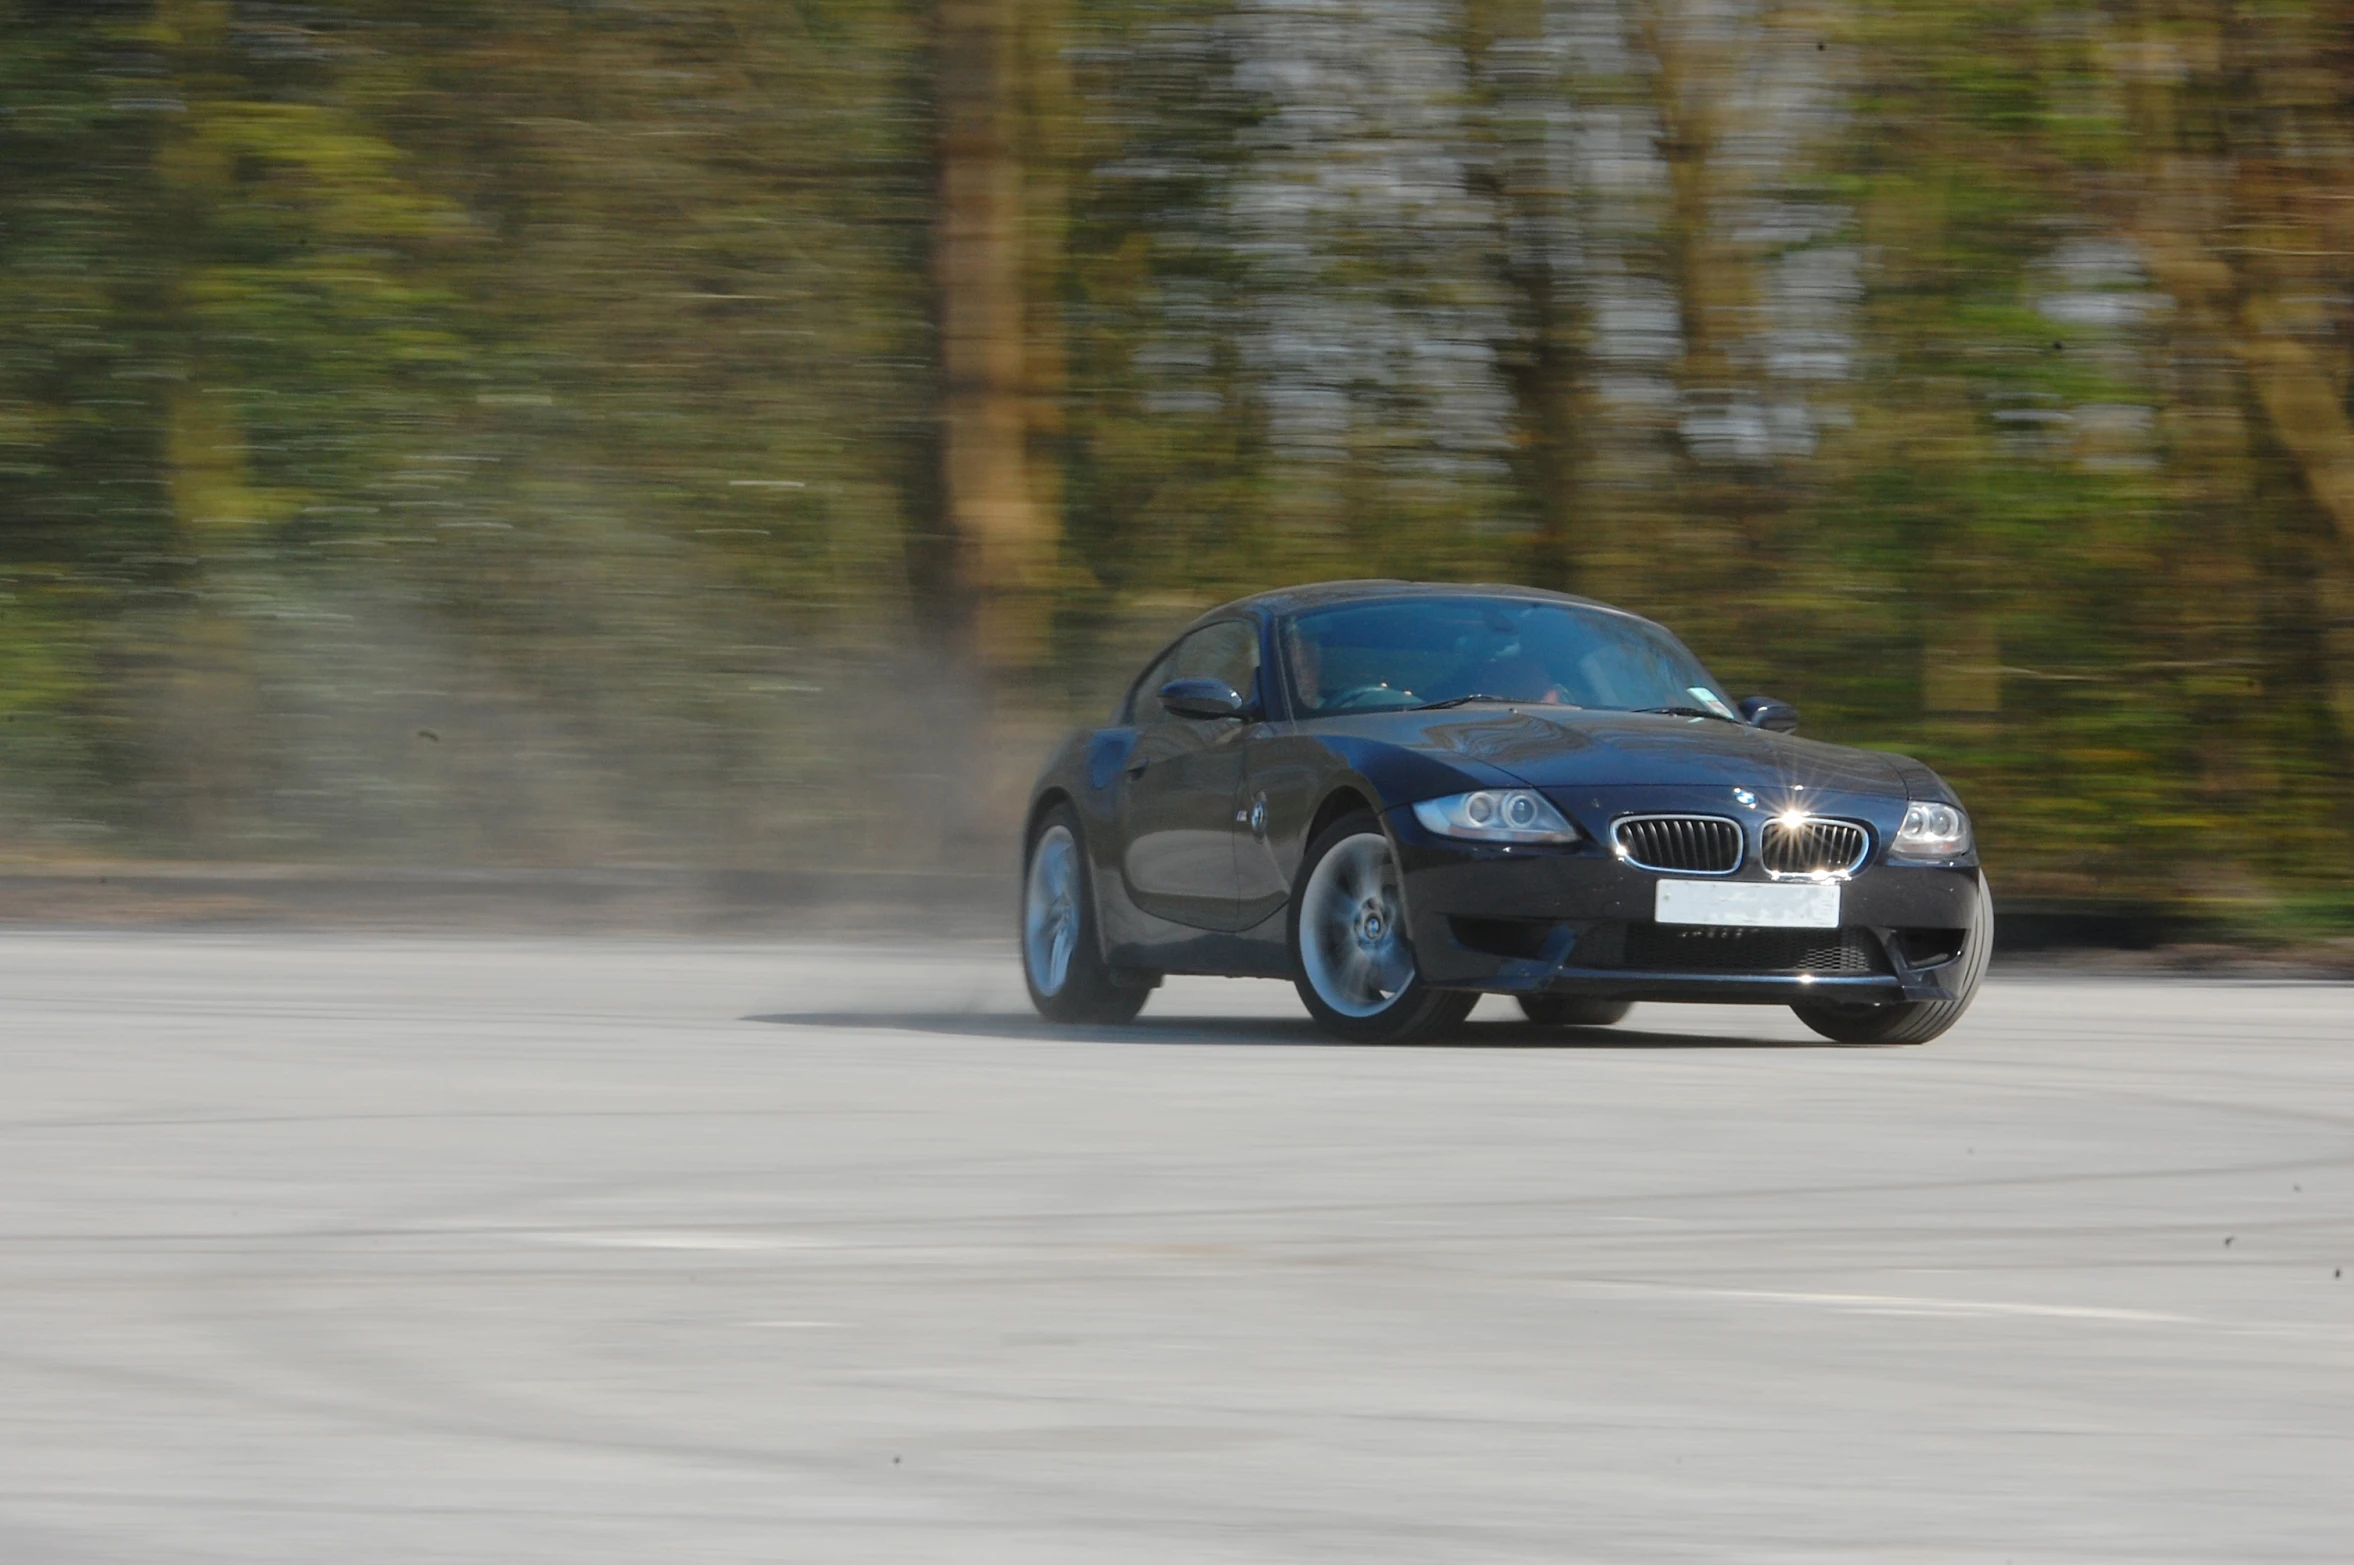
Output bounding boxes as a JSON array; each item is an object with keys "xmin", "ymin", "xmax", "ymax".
[
  {"xmin": 1124, "ymin": 646, "xmax": 1180, "ymax": 725},
  {"xmin": 1174, "ymin": 620, "xmax": 1260, "ymax": 701},
  {"xmin": 1125, "ymin": 620, "xmax": 1261, "ymax": 724}
]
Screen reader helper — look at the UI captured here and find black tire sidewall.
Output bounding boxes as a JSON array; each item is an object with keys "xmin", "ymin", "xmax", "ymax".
[{"xmin": 1793, "ymin": 871, "xmax": 1992, "ymax": 1045}]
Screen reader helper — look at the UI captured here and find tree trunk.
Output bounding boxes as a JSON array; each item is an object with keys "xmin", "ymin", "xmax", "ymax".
[
  {"xmin": 2113, "ymin": 0, "xmax": 2354, "ymax": 762},
  {"xmin": 1468, "ymin": 0, "xmax": 1587, "ymax": 593},
  {"xmin": 937, "ymin": 0, "xmax": 1052, "ymax": 670},
  {"xmin": 1637, "ymin": 0, "xmax": 1785, "ymax": 638},
  {"xmin": 155, "ymin": 0, "xmax": 269, "ymax": 850}
]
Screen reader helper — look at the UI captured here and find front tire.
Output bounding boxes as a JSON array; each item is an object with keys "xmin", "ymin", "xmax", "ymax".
[
  {"xmin": 1289, "ymin": 812, "xmax": 1475, "ymax": 1044},
  {"xmin": 1792, "ymin": 872, "xmax": 1993, "ymax": 1045},
  {"xmin": 1022, "ymin": 804, "xmax": 1150, "ymax": 1026}
]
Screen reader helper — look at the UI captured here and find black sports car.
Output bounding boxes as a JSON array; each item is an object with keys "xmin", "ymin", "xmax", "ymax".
[{"xmin": 1021, "ymin": 581, "xmax": 1990, "ymax": 1044}]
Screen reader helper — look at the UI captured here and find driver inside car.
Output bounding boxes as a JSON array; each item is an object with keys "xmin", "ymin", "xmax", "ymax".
[{"xmin": 1421, "ymin": 619, "xmax": 1578, "ymax": 707}]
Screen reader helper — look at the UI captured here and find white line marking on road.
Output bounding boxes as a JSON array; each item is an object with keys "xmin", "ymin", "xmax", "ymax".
[
  {"xmin": 530, "ymin": 1230, "xmax": 825, "ymax": 1252},
  {"xmin": 743, "ymin": 1319, "xmax": 843, "ymax": 1329},
  {"xmin": 1586, "ymin": 1281, "xmax": 2198, "ymax": 1324}
]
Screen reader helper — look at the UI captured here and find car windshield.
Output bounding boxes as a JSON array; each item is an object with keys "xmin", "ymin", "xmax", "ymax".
[{"xmin": 1281, "ymin": 597, "xmax": 1731, "ymax": 717}]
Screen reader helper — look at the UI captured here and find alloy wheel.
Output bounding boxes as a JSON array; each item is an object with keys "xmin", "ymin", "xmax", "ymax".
[
  {"xmin": 1298, "ymin": 832, "xmax": 1414, "ymax": 1017},
  {"xmin": 1023, "ymin": 824, "xmax": 1080, "ymax": 998}
]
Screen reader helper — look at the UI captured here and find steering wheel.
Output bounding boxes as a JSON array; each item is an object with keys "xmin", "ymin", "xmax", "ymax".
[{"xmin": 1320, "ymin": 683, "xmax": 1415, "ymax": 712}]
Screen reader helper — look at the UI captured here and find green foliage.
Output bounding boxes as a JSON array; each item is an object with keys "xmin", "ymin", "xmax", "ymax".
[{"xmin": 0, "ymin": 0, "xmax": 2345, "ymax": 911}]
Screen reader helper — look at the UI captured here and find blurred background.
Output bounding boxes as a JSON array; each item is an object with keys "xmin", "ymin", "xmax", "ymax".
[{"xmin": 1, "ymin": 0, "xmax": 2349, "ymax": 939}]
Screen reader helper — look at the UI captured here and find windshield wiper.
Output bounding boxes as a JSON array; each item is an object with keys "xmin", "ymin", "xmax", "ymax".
[
  {"xmin": 1412, "ymin": 693, "xmax": 1575, "ymax": 711},
  {"xmin": 1632, "ymin": 704, "xmax": 1736, "ymax": 722}
]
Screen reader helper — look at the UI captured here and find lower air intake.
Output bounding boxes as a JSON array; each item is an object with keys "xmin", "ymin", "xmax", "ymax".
[{"xmin": 1622, "ymin": 923, "xmax": 1888, "ymax": 975}]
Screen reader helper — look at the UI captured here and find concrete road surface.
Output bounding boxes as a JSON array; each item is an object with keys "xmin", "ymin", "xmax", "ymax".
[{"xmin": 0, "ymin": 934, "xmax": 2346, "ymax": 1563}]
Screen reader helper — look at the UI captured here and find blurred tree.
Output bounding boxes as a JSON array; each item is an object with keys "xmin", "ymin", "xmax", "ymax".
[
  {"xmin": 0, "ymin": 1, "xmax": 174, "ymax": 826},
  {"xmin": 2103, "ymin": 0, "xmax": 2354, "ymax": 881},
  {"xmin": 1465, "ymin": 0, "xmax": 1591, "ymax": 592},
  {"xmin": 130, "ymin": 0, "xmax": 470, "ymax": 840},
  {"xmin": 1059, "ymin": 0, "xmax": 1525, "ymax": 622},
  {"xmin": 939, "ymin": 0, "xmax": 1057, "ymax": 668},
  {"xmin": 0, "ymin": 0, "xmax": 2344, "ymax": 916}
]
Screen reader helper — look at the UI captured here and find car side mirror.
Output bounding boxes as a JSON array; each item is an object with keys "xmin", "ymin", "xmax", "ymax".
[
  {"xmin": 1159, "ymin": 677, "xmax": 1249, "ymax": 722},
  {"xmin": 1740, "ymin": 696, "xmax": 1800, "ymax": 733}
]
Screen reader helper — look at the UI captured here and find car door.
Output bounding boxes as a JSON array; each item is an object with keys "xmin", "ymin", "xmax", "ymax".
[
  {"xmin": 1235, "ymin": 737, "xmax": 1317, "ymax": 931},
  {"xmin": 1116, "ymin": 619, "xmax": 1262, "ymax": 932}
]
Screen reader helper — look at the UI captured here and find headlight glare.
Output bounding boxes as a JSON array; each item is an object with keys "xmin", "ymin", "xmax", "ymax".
[
  {"xmin": 1412, "ymin": 790, "xmax": 1581, "ymax": 844},
  {"xmin": 1892, "ymin": 800, "xmax": 1973, "ymax": 860}
]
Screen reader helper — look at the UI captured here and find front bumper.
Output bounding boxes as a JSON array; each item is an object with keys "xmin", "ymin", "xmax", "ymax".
[{"xmin": 1389, "ymin": 793, "xmax": 1982, "ymax": 1006}]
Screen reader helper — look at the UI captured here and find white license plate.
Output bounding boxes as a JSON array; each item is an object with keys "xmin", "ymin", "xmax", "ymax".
[{"xmin": 1655, "ymin": 878, "xmax": 1839, "ymax": 929}]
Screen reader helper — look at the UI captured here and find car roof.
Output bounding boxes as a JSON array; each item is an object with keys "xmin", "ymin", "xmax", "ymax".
[{"xmin": 1195, "ymin": 579, "xmax": 1633, "ymax": 624}]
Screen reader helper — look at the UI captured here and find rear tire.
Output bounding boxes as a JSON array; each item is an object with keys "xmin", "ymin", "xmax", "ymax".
[
  {"xmin": 1289, "ymin": 811, "xmax": 1476, "ymax": 1044},
  {"xmin": 1022, "ymin": 804, "xmax": 1151, "ymax": 1026},
  {"xmin": 1518, "ymin": 995, "xmax": 1632, "ymax": 1028},
  {"xmin": 1792, "ymin": 872, "xmax": 1992, "ymax": 1045}
]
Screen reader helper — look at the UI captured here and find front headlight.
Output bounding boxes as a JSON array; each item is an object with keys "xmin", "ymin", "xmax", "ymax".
[
  {"xmin": 1891, "ymin": 800, "xmax": 1973, "ymax": 861},
  {"xmin": 1411, "ymin": 790, "xmax": 1582, "ymax": 844}
]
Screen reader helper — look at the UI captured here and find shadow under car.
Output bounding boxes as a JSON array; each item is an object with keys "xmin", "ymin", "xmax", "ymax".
[{"xmin": 743, "ymin": 1010, "xmax": 1873, "ymax": 1049}]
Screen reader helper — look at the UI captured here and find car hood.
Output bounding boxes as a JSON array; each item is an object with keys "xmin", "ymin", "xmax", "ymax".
[{"xmin": 1342, "ymin": 707, "xmax": 1908, "ymax": 795}]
